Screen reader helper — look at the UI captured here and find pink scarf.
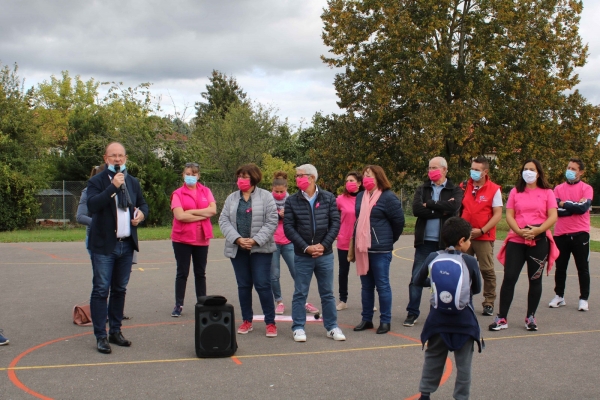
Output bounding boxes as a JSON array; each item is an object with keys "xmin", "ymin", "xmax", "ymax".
[{"xmin": 355, "ymin": 189, "xmax": 382, "ymax": 276}]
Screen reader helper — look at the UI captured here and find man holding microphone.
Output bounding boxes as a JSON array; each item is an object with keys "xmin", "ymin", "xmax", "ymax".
[{"xmin": 87, "ymin": 142, "xmax": 148, "ymax": 354}]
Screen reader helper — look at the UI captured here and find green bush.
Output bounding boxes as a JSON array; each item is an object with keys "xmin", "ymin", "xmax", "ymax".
[{"xmin": 0, "ymin": 164, "xmax": 42, "ymax": 231}]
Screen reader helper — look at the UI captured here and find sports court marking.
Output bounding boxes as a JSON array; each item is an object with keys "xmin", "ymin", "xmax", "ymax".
[
  {"xmin": 4, "ymin": 320, "xmax": 600, "ymax": 400},
  {"xmin": 2, "ymin": 320, "xmax": 435, "ymax": 400}
]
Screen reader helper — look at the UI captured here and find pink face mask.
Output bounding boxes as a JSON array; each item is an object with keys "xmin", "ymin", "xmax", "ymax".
[
  {"xmin": 237, "ymin": 178, "xmax": 252, "ymax": 192},
  {"xmin": 428, "ymin": 169, "xmax": 442, "ymax": 182},
  {"xmin": 345, "ymin": 181, "xmax": 358, "ymax": 193},
  {"xmin": 296, "ymin": 176, "xmax": 310, "ymax": 191},
  {"xmin": 363, "ymin": 177, "xmax": 376, "ymax": 191},
  {"xmin": 272, "ymin": 192, "xmax": 286, "ymax": 201}
]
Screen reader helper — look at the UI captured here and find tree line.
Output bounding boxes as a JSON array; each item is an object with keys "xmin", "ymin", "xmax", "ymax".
[{"xmin": 2, "ymin": 0, "xmax": 600, "ymax": 231}]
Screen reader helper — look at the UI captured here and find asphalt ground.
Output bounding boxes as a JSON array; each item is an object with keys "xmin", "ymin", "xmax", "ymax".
[{"xmin": 0, "ymin": 236, "xmax": 598, "ymax": 400}]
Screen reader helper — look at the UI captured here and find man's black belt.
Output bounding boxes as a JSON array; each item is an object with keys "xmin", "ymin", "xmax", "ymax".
[{"xmin": 117, "ymin": 236, "xmax": 130, "ymax": 242}]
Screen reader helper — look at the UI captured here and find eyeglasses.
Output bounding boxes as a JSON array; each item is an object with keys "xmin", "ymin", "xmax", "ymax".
[
  {"xmin": 107, "ymin": 154, "xmax": 126, "ymax": 159},
  {"xmin": 295, "ymin": 174, "xmax": 311, "ymax": 178},
  {"xmin": 185, "ymin": 162, "xmax": 199, "ymax": 168}
]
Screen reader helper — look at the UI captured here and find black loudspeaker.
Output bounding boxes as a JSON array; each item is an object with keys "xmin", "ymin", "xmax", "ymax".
[{"xmin": 195, "ymin": 299, "xmax": 237, "ymax": 358}]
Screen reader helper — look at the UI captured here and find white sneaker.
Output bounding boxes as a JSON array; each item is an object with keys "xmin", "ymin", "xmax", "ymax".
[
  {"xmin": 326, "ymin": 327, "xmax": 346, "ymax": 341},
  {"xmin": 549, "ymin": 295, "xmax": 566, "ymax": 308},
  {"xmin": 293, "ymin": 329, "xmax": 307, "ymax": 342},
  {"xmin": 578, "ymin": 299, "xmax": 589, "ymax": 311},
  {"xmin": 336, "ymin": 301, "xmax": 348, "ymax": 311}
]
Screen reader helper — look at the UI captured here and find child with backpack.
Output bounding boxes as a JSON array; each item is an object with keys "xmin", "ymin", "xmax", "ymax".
[{"xmin": 414, "ymin": 217, "xmax": 483, "ymax": 400}]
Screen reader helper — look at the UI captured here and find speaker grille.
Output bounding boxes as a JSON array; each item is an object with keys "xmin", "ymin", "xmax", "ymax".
[{"xmin": 199, "ymin": 325, "xmax": 231, "ymax": 351}]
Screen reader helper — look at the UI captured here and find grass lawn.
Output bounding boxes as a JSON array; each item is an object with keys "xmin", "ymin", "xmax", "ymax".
[
  {"xmin": 1, "ymin": 217, "xmax": 599, "ymax": 251},
  {"xmin": 0, "ymin": 225, "xmax": 223, "ymax": 243}
]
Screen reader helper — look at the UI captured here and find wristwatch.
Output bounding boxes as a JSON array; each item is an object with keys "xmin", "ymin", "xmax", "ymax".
[{"xmin": 480, "ymin": 229, "xmax": 485, "ymax": 235}]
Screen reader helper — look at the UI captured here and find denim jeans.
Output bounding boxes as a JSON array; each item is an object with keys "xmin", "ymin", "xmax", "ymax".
[
  {"xmin": 90, "ymin": 239, "xmax": 134, "ymax": 339},
  {"xmin": 407, "ymin": 241, "xmax": 440, "ymax": 317},
  {"xmin": 337, "ymin": 249, "xmax": 350, "ymax": 303},
  {"xmin": 360, "ymin": 252, "xmax": 393, "ymax": 323},
  {"xmin": 291, "ymin": 252, "xmax": 338, "ymax": 332},
  {"xmin": 231, "ymin": 250, "xmax": 275, "ymax": 325},
  {"xmin": 271, "ymin": 243, "xmax": 296, "ymax": 302},
  {"xmin": 173, "ymin": 242, "xmax": 209, "ymax": 307}
]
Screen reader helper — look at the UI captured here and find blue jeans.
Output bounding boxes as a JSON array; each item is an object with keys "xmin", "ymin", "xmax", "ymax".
[
  {"xmin": 90, "ymin": 239, "xmax": 134, "ymax": 339},
  {"xmin": 271, "ymin": 243, "xmax": 296, "ymax": 302},
  {"xmin": 231, "ymin": 250, "xmax": 275, "ymax": 325},
  {"xmin": 360, "ymin": 252, "xmax": 393, "ymax": 324},
  {"xmin": 292, "ymin": 252, "xmax": 337, "ymax": 332},
  {"xmin": 407, "ymin": 240, "xmax": 440, "ymax": 317}
]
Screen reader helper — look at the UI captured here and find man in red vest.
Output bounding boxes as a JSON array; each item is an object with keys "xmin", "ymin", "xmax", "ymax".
[{"xmin": 461, "ymin": 156, "xmax": 503, "ymax": 316}]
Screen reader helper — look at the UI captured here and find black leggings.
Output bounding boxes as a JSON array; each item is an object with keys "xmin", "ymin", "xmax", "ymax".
[
  {"xmin": 499, "ymin": 237, "xmax": 549, "ymax": 319},
  {"xmin": 338, "ymin": 249, "xmax": 350, "ymax": 302},
  {"xmin": 173, "ymin": 242, "xmax": 209, "ymax": 306}
]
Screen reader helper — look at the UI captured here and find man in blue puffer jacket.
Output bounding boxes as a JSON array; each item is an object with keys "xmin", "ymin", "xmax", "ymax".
[{"xmin": 284, "ymin": 164, "xmax": 344, "ymax": 342}]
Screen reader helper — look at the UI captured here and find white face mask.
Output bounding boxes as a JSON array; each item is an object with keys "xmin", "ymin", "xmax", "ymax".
[{"xmin": 522, "ymin": 170, "xmax": 537, "ymax": 184}]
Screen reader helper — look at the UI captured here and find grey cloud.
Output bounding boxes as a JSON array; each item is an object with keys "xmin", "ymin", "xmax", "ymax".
[{"xmin": 0, "ymin": 0, "xmax": 329, "ymax": 81}]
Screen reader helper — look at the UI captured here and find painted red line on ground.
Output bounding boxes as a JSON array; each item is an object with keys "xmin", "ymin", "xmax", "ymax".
[
  {"xmin": 7, "ymin": 321, "xmax": 193, "ymax": 399},
  {"xmin": 404, "ymin": 357, "xmax": 453, "ymax": 400},
  {"xmin": 385, "ymin": 331, "xmax": 422, "ymax": 343},
  {"xmin": 8, "ymin": 243, "xmax": 83, "ymax": 262},
  {"xmin": 231, "ymin": 356, "xmax": 243, "ymax": 365},
  {"xmin": 8, "ymin": 331, "xmax": 93, "ymax": 400}
]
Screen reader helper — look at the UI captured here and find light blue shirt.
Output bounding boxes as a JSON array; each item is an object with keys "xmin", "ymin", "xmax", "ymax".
[
  {"xmin": 302, "ymin": 187, "xmax": 319, "ymax": 231},
  {"xmin": 424, "ymin": 179, "xmax": 447, "ymax": 242}
]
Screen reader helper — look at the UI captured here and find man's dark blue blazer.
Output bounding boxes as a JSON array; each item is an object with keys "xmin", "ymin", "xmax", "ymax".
[{"xmin": 87, "ymin": 168, "xmax": 149, "ymax": 255}]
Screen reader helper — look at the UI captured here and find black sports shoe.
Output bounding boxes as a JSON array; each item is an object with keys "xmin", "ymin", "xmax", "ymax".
[
  {"xmin": 403, "ymin": 314, "xmax": 418, "ymax": 327},
  {"xmin": 482, "ymin": 305, "xmax": 494, "ymax": 316}
]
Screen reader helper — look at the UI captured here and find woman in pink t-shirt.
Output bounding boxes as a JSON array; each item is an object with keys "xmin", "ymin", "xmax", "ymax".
[
  {"xmin": 170, "ymin": 163, "xmax": 217, "ymax": 317},
  {"xmin": 335, "ymin": 171, "xmax": 363, "ymax": 310},
  {"xmin": 270, "ymin": 171, "xmax": 296, "ymax": 315},
  {"xmin": 490, "ymin": 159, "xmax": 557, "ymax": 332}
]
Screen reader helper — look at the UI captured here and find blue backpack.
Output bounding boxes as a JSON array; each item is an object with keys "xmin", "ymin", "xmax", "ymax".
[{"xmin": 427, "ymin": 250, "xmax": 471, "ymax": 314}]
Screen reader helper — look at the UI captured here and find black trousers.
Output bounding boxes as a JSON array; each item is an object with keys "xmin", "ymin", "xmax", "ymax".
[
  {"xmin": 554, "ymin": 232, "xmax": 590, "ymax": 300},
  {"xmin": 172, "ymin": 242, "xmax": 209, "ymax": 307},
  {"xmin": 337, "ymin": 249, "xmax": 350, "ymax": 302},
  {"xmin": 499, "ymin": 237, "xmax": 549, "ymax": 318}
]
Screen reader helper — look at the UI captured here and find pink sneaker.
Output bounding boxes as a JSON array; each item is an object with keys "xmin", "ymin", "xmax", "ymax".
[
  {"xmin": 266, "ymin": 324, "xmax": 277, "ymax": 337},
  {"xmin": 237, "ymin": 320, "xmax": 253, "ymax": 334},
  {"xmin": 275, "ymin": 303, "xmax": 285, "ymax": 315},
  {"xmin": 305, "ymin": 303, "xmax": 319, "ymax": 314}
]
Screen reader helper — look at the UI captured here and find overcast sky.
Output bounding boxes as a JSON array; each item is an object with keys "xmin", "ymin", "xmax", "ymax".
[{"xmin": 2, "ymin": 0, "xmax": 599, "ymax": 128}]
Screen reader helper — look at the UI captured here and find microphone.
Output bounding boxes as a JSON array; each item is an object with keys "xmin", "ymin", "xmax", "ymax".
[{"xmin": 114, "ymin": 165, "xmax": 125, "ymax": 190}]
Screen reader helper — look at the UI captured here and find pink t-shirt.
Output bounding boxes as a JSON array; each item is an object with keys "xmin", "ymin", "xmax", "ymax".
[
  {"xmin": 171, "ymin": 188, "xmax": 216, "ymax": 246},
  {"xmin": 506, "ymin": 187, "xmax": 557, "ymax": 244},
  {"xmin": 336, "ymin": 194, "xmax": 357, "ymax": 251},
  {"xmin": 554, "ymin": 181, "xmax": 593, "ymax": 236},
  {"xmin": 274, "ymin": 219, "xmax": 291, "ymax": 245}
]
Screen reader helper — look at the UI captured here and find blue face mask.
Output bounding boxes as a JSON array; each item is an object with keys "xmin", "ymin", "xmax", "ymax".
[
  {"xmin": 470, "ymin": 170, "xmax": 482, "ymax": 182},
  {"xmin": 565, "ymin": 170, "xmax": 577, "ymax": 181},
  {"xmin": 108, "ymin": 163, "xmax": 126, "ymax": 173},
  {"xmin": 184, "ymin": 175, "xmax": 198, "ymax": 185}
]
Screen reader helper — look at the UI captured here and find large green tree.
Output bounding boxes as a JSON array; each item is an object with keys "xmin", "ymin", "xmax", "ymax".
[
  {"xmin": 0, "ymin": 63, "xmax": 48, "ymax": 230},
  {"xmin": 321, "ymin": 0, "xmax": 599, "ymax": 184},
  {"xmin": 194, "ymin": 70, "xmax": 248, "ymax": 123}
]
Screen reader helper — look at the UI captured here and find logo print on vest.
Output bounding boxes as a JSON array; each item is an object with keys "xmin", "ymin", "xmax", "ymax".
[{"xmin": 439, "ymin": 291, "xmax": 453, "ymax": 303}]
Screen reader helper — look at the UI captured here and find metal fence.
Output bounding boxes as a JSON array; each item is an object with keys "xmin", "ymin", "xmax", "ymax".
[
  {"xmin": 37, "ymin": 181, "xmax": 88, "ymax": 225},
  {"xmin": 36, "ymin": 181, "xmax": 419, "ymax": 226}
]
